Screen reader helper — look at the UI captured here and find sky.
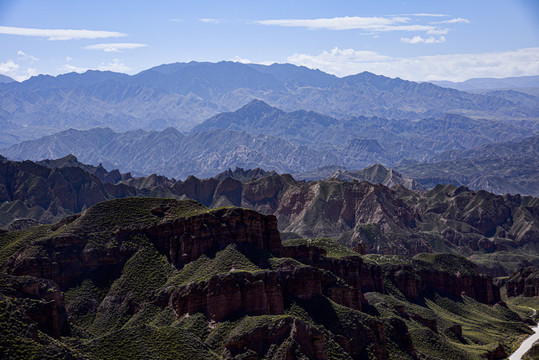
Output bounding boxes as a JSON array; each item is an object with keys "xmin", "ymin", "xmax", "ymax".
[{"xmin": 0, "ymin": 0, "xmax": 538, "ymax": 82}]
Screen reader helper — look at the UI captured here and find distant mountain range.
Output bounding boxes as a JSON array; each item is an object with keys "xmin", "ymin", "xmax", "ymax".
[
  {"xmin": 1, "ymin": 63, "xmax": 537, "ymax": 196},
  {"xmin": 1, "ymin": 61, "xmax": 538, "ymax": 148},
  {"xmin": 396, "ymin": 136, "xmax": 539, "ymax": 196},
  {"xmin": 431, "ymin": 75, "xmax": 539, "ymax": 91},
  {"xmin": 2, "ymin": 99, "xmax": 537, "ymax": 194},
  {"xmin": 0, "ymin": 74, "xmax": 14, "ymax": 84}
]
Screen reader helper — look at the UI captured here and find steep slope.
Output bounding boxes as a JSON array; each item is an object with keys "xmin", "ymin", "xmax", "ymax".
[
  {"xmin": 0, "ymin": 74, "xmax": 14, "ymax": 84},
  {"xmin": 0, "ymin": 198, "xmax": 532, "ymax": 359},
  {"xmin": 328, "ymin": 164, "xmax": 426, "ymax": 191},
  {"xmin": 0, "ymin": 159, "xmax": 176, "ymax": 227},
  {"xmin": 37, "ymin": 154, "xmax": 131, "ymax": 184},
  {"xmin": 126, "ymin": 173, "xmax": 539, "ymax": 274}
]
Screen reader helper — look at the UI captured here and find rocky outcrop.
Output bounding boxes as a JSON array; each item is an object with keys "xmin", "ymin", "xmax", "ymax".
[
  {"xmin": 143, "ymin": 207, "xmax": 284, "ymax": 267},
  {"xmin": 6, "ymin": 204, "xmax": 284, "ymax": 290},
  {"xmin": 170, "ymin": 263, "xmax": 363, "ymax": 322},
  {"xmin": 284, "ymin": 244, "xmax": 384, "ymax": 293},
  {"xmin": 170, "ymin": 271, "xmax": 284, "ymax": 321},
  {"xmin": 0, "ymin": 274, "xmax": 69, "ymax": 338},
  {"xmin": 506, "ymin": 266, "xmax": 539, "ymax": 297},
  {"xmin": 383, "ymin": 259, "xmax": 501, "ymax": 305},
  {"xmin": 223, "ymin": 317, "xmax": 328, "ymax": 360}
]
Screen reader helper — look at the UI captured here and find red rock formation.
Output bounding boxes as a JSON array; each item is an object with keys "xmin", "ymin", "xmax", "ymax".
[
  {"xmin": 171, "ymin": 271, "xmax": 284, "ymax": 321},
  {"xmin": 223, "ymin": 317, "xmax": 328, "ymax": 360},
  {"xmin": 384, "ymin": 263, "xmax": 501, "ymax": 305},
  {"xmin": 145, "ymin": 207, "xmax": 284, "ymax": 267},
  {"xmin": 284, "ymin": 244, "xmax": 385, "ymax": 294},
  {"xmin": 506, "ymin": 266, "xmax": 539, "ymax": 297}
]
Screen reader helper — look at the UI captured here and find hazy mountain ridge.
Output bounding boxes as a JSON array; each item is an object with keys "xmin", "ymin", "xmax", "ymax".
[
  {"xmin": 396, "ymin": 136, "xmax": 539, "ymax": 196},
  {"xmin": 431, "ymin": 75, "xmax": 539, "ymax": 91},
  {"xmin": 1, "ymin": 62, "xmax": 537, "ymax": 148},
  {"xmin": 2, "ymin": 99, "xmax": 538, "ymax": 194},
  {"xmin": 1, "ymin": 127, "xmax": 339, "ymax": 179}
]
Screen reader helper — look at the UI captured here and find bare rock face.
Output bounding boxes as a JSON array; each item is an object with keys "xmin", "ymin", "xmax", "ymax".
[
  {"xmin": 6, "ymin": 205, "xmax": 283, "ymax": 291},
  {"xmin": 506, "ymin": 266, "xmax": 539, "ymax": 297},
  {"xmin": 145, "ymin": 207, "xmax": 284, "ymax": 267},
  {"xmin": 383, "ymin": 256, "xmax": 501, "ymax": 305},
  {"xmin": 171, "ymin": 271, "xmax": 284, "ymax": 322},
  {"xmin": 284, "ymin": 244, "xmax": 385, "ymax": 294}
]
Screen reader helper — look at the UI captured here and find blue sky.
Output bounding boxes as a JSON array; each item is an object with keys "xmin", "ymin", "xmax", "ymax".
[{"xmin": 0, "ymin": 0, "xmax": 538, "ymax": 82}]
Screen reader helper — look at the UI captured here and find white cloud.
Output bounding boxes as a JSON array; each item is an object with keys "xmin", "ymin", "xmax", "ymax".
[
  {"xmin": 98, "ymin": 58, "xmax": 130, "ymax": 73},
  {"xmin": 286, "ymin": 47, "xmax": 539, "ymax": 82},
  {"xmin": 199, "ymin": 18, "xmax": 223, "ymax": 24},
  {"xmin": 0, "ymin": 60, "xmax": 42, "ymax": 81},
  {"xmin": 84, "ymin": 43, "xmax": 147, "ymax": 52},
  {"xmin": 0, "ymin": 59, "xmax": 19, "ymax": 75},
  {"xmin": 433, "ymin": 18, "xmax": 470, "ymax": 24},
  {"xmin": 61, "ymin": 63, "xmax": 88, "ymax": 73},
  {"xmin": 231, "ymin": 56, "xmax": 252, "ymax": 64},
  {"xmin": 26, "ymin": 68, "xmax": 37, "ymax": 77},
  {"xmin": 401, "ymin": 35, "xmax": 446, "ymax": 44},
  {"xmin": 0, "ymin": 25, "xmax": 126, "ymax": 40},
  {"xmin": 65, "ymin": 56, "xmax": 73, "ymax": 62},
  {"xmin": 255, "ymin": 15, "xmax": 450, "ymax": 34},
  {"xmin": 17, "ymin": 50, "xmax": 39, "ymax": 61}
]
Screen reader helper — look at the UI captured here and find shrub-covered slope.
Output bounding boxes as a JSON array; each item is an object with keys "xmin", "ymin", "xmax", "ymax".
[{"xmin": 0, "ymin": 198, "xmax": 535, "ymax": 359}]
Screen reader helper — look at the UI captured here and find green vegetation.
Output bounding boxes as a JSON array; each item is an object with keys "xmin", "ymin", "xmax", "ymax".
[
  {"xmin": 283, "ymin": 237, "xmax": 360, "ymax": 258},
  {"xmin": 0, "ymin": 197, "xmax": 535, "ymax": 360}
]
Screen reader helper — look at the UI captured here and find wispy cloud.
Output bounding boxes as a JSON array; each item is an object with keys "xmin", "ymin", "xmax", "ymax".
[
  {"xmin": 401, "ymin": 35, "xmax": 446, "ymax": 44},
  {"xmin": 286, "ymin": 47, "xmax": 539, "ymax": 82},
  {"xmin": 255, "ymin": 15, "xmax": 450, "ymax": 34},
  {"xmin": 84, "ymin": 43, "xmax": 147, "ymax": 52},
  {"xmin": 407, "ymin": 13, "xmax": 449, "ymax": 17},
  {"xmin": 199, "ymin": 18, "xmax": 224, "ymax": 24},
  {"xmin": 433, "ymin": 17, "xmax": 470, "ymax": 24},
  {"xmin": 0, "ymin": 25, "xmax": 126, "ymax": 40},
  {"xmin": 17, "ymin": 50, "xmax": 39, "ymax": 61}
]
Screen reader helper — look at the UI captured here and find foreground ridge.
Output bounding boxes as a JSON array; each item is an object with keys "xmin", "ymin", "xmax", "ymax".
[{"xmin": 0, "ymin": 197, "xmax": 535, "ymax": 359}]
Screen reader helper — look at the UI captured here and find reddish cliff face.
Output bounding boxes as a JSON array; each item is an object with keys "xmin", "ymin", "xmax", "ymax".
[
  {"xmin": 284, "ymin": 244, "xmax": 384, "ymax": 293},
  {"xmin": 170, "ymin": 263, "xmax": 363, "ymax": 322},
  {"xmin": 506, "ymin": 266, "xmax": 539, "ymax": 297},
  {"xmin": 6, "ymin": 206, "xmax": 284, "ymax": 290},
  {"xmin": 170, "ymin": 271, "xmax": 284, "ymax": 322},
  {"xmin": 384, "ymin": 262, "xmax": 501, "ymax": 305},
  {"xmin": 145, "ymin": 207, "xmax": 284, "ymax": 267}
]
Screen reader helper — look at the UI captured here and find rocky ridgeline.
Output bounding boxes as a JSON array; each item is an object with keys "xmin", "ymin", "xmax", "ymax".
[{"xmin": 1, "ymin": 198, "xmax": 505, "ymax": 359}]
